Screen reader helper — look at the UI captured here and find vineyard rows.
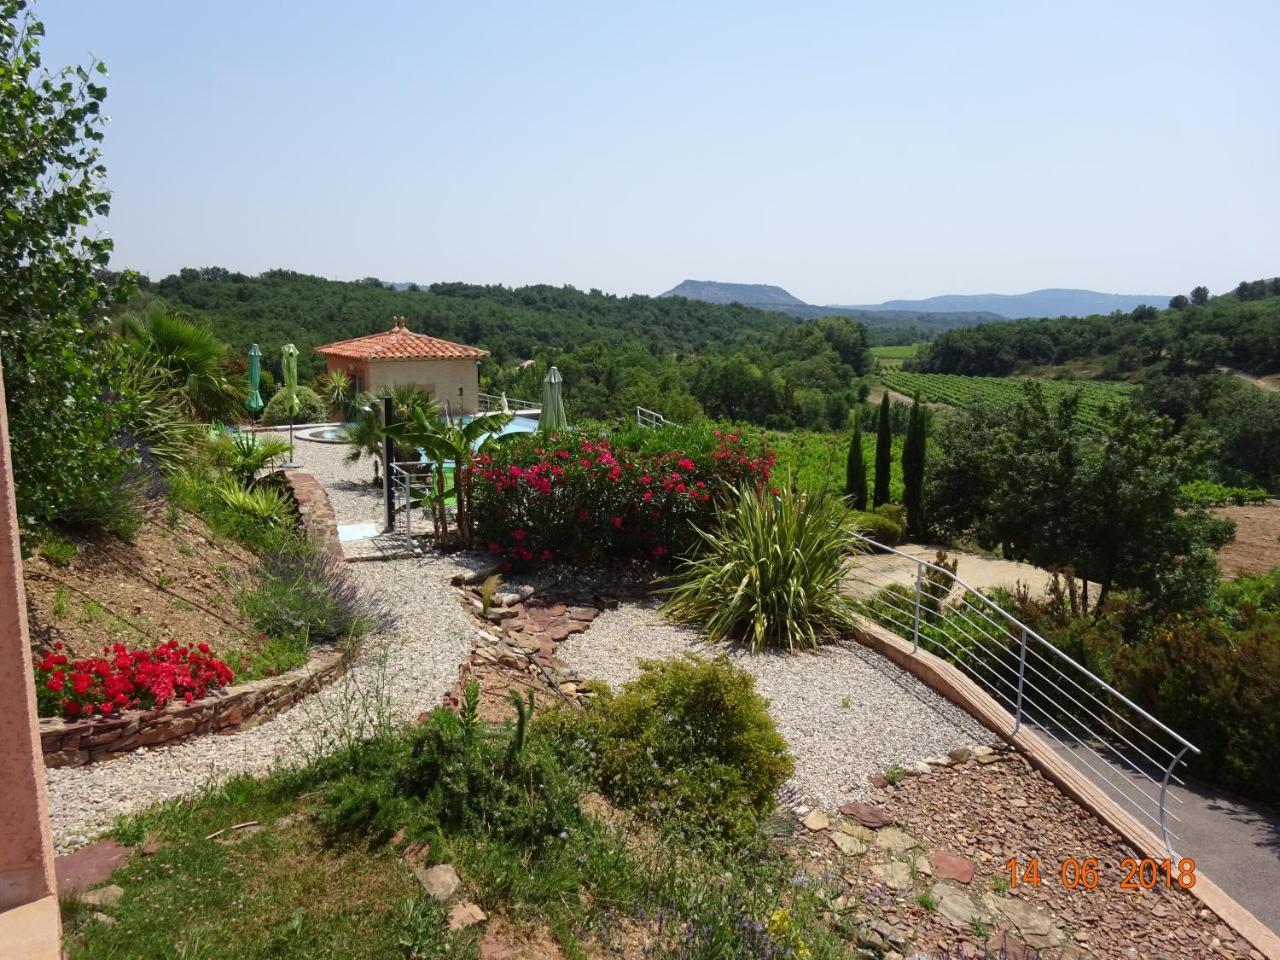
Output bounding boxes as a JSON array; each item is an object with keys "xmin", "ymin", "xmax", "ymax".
[{"xmin": 880, "ymin": 371, "xmax": 1133, "ymax": 429}]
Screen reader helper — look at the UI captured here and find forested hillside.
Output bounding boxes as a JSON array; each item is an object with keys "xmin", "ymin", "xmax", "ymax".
[
  {"xmin": 135, "ymin": 268, "xmax": 875, "ymax": 430},
  {"xmin": 150, "ymin": 268, "xmax": 805, "ymax": 379},
  {"xmin": 914, "ymin": 279, "xmax": 1280, "ymax": 377}
]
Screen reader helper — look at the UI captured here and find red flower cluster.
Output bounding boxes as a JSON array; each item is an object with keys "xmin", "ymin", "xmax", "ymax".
[
  {"xmin": 33, "ymin": 640, "xmax": 235, "ymax": 720},
  {"xmin": 471, "ymin": 429, "xmax": 775, "ymax": 568}
]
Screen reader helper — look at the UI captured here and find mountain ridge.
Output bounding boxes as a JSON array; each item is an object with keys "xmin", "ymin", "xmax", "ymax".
[{"xmin": 662, "ymin": 279, "xmax": 1170, "ymax": 322}]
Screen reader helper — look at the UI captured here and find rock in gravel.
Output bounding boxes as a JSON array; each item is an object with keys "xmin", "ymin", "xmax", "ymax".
[
  {"xmin": 931, "ymin": 850, "xmax": 974, "ymax": 884},
  {"xmin": 839, "ymin": 802, "xmax": 893, "ymax": 828},
  {"xmin": 830, "ymin": 832, "xmax": 867, "ymax": 857},
  {"xmin": 839, "ymin": 821, "xmax": 873, "ymax": 841},
  {"xmin": 871, "ymin": 861, "xmax": 912, "ymax": 890},
  {"xmin": 416, "ymin": 863, "xmax": 461, "ymax": 901},
  {"xmin": 81, "ymin": 884, "xmax": 124, "ymax": 908},
  {"xmin": 873, "ymin": 827, "xmax": 916, "ymax": 854},
  {"xmin": 802, "ymin": 810, "xmax": 830, "ymax": 831},
  {"xmin": 448, "ymin": 901, "xmax": 488, "ymax": 931},
  {"xmin": 932, "ymin": 883, "xmax": 982, "ymax": 928}
]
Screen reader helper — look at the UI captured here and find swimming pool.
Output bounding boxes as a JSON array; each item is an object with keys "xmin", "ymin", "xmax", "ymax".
[{"xmin": 297, "ymin": 414, "xmax": 539, "ymax": 445}]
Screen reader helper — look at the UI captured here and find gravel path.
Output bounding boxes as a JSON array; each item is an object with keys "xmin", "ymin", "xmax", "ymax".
[
  {"xmin": 558, "ymin": 599, "xmax": 995, "ymax": 809},
  {"xmin": 45, "ymin": 431, "xmax": 473, "ymax": 852}
]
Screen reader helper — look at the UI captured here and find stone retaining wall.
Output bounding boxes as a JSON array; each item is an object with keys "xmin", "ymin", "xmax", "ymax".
[
  {"xmin": 278, "ymin": 468, "xmax": 344, "ymax": 563},
  {"xmin": 40, "ymin": 645, "xmax": 346, "ymax": 768},
  {"xmin": 39, "ymin": 468, "xmax": 354, "ymax": 769}
]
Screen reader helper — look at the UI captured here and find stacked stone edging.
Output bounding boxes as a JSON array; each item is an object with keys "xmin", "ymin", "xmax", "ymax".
[
  {"xmin": 278, "ymin": 468, "xmax": 344, "ymax": 563},
  {"xmin": 40, "ymin": 645, "xmax": 346, "ymax": 768}
]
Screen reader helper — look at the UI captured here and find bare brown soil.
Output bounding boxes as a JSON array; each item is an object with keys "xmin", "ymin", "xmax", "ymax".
[
  {"xmin": 25, "ymin": 505, "xmax": 261, "ymax": 661},
  {"xmin": 1214, "ymin": 500, "xmax": 1280, "ymax": 578}
]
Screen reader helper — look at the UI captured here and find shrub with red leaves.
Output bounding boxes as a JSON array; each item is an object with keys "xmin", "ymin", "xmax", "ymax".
[
  {"xmin": 33, "ymin": 640, "xmax": 235, "ymax": 720},
  {"xmin": 471, "ymin": 426, "xmax": 775, "ymax": 568}
]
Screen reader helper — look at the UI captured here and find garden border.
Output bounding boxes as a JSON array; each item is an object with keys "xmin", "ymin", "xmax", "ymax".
[
  {"xmin": 852, "ymin": 615, "xmax": 1280, "ymax": 960},
  {"xmin": 39, "ymin": 644, "xmax": 346, "ymax": 768},
  {"xmin": 39, "ymin": 468, "xmax": 354, "ymax": 769}
]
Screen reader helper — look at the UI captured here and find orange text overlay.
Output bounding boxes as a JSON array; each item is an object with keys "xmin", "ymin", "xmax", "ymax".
[{"xmin": 1005, "ymin": 857, "xmax": 1196, "ymax": 891}]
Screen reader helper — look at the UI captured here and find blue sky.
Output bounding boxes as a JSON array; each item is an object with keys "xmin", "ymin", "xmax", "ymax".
[{"xmin": 41, "ymin": 1, "xmax": 1279, "ymax": 303}]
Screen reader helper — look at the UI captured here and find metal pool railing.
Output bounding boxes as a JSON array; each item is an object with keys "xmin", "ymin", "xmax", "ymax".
[
  {"xmin": 387, "ymin": 461, "xmax": 434, "ymax": 540},
  {"xmin": 636, "ymin": 406, "xmax": 678, "ymax": 428},
  {"xmin": 845, "ymin": 533, "xmax": 1199, "ymax": 859},
  {"xmin": 478, "ymin": 392, "xmax": 541, "ymax": 414}
]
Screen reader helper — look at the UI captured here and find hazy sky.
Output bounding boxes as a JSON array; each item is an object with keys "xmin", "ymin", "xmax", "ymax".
[{"xmin": 40, "ymin": 1, "xmax": 1279, "ymax": 304}]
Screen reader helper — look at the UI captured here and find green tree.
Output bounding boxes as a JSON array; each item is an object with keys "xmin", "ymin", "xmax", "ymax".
[
  {"xmin": 872, "ymin": 392, "xmax": 892, "ymax": 507},
  {"xmin": 1190, "ymin": 285, "xmax": 1210, "ymax": 306},
  {"xmin": 901, "ymin": 393, "xmax": 927, "ymax": 535},
  {"xmin": 1168, "ymin": 294, "xmax": 1189, "ymax": 310},
  {"xmin": 844, "ymin": 415, "xmax": 867, "ymax": 510},
  {"xmin": 0, "ymin": 2, "xmax": 137, "ymax": 531},
  {"xmin": 122, "ymin": 308, "xmax": 244, "ymax": 421}
]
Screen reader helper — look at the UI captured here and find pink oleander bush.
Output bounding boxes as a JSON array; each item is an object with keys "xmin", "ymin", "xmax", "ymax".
[{"xmin": 470, "ymin": 425, "xmax": 776, "ymax": 567}]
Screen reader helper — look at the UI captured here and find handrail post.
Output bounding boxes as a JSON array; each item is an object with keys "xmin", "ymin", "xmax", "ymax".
[
  {"xmin": 1012, "ymin": 624, "xmax": 1028, "ymax": 735},
  {"xmin": 912, "ymin": 561, "xmax": 923, "ymax": 653},
  {"xmin": 1160, "ymin": 745, "xmax": 1191, "ymax": 860}
]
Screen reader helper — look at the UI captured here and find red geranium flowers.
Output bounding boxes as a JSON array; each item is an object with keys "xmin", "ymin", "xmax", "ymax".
[{"xmin": 34, "ymin": 640, "xmax": 234, "ymax": 720}]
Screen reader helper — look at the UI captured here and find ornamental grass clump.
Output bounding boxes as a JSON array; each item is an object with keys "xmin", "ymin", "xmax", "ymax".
[{"xmin": 661, "ymin": 483, "xmax": 856, "ymax": 652}]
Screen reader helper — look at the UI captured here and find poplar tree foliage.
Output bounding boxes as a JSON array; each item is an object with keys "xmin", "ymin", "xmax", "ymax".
[
  {"xmin": 0, "ymin": 1, "xmax": 135, "ymax": 530},
  {"xmin": 844, "ymin": 414, "xmax": 867, "ymax": 510},
  {"xmin": 872, "ymin": 392, "xmax": 892, "ymax": 507},
  {"xmin": 901, "ymin": 393, "xmax": 927, "ymax": 535}
]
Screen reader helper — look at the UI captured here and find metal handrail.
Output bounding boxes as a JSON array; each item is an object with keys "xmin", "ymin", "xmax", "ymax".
[
  {"xmin": 845, "ymin": 532, "xmax": 1200, "ymax": 858},
  {"xmin": 636, "ymin": 406, "xmax": 678, "ymax": 428},
  {"xmin": 478, "ymin": 392, "xmax": 540, "ymax": 413}
]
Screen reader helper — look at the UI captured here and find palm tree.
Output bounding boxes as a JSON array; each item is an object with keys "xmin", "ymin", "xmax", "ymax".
[
  {"xmin": 342, "ymin": 385, "xmax": 438, "ymax": 484},
  {"xmin": 211, "ymin": 431, "xmax": 293, "ymax": 486},
  {"xmin": 316, "ymin": 369, "xmax": 355, "ymax": 420},
  {"xmin": 122, "ymin": 308, "xmax": 245, "ymax": 422},
  {"xmin": 386, "ymin": 408, "xmax": 512, "ymax": 546}
]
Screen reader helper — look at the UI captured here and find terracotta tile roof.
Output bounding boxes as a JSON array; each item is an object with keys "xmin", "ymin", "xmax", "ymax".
[{"xmin": 315, "ymin": 318, "xmax": 488, "ymax": 361}]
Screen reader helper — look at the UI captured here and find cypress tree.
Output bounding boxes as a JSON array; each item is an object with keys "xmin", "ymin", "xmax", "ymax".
[
  {"xmin": 872, "ymin": 392, "xmax": 892, "ymax": 507},
  {"xmin": 902, "ymin": 393, "xmax": 926, "ymax": 535},
  {"xmin": 845, "ymin": 414, "xmax": 867, "ymax": 510}
]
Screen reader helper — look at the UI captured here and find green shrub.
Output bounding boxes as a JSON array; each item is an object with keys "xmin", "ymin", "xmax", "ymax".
[
  {"xmin": 320, "ymin": 683, "xmax": 582, "ymax": 850},
  {"xmin": 553, "ymin": 655, "xmax": 793, "ymax": 843},
  {"xmin": 1108, "ymin": 609, "xmax": 1280, "ymax": 806},
  {"xmin": 662, "ymin": 484, "xmax": 855, "ymax": 651},
  {"xmin": 262, "ymin": 385, "xmax": 328, "ymax": 426},
  {"xmin": 848, "ymin": 510, "xmax": 903, "ymax": 545},
  {"xmin": 238, "ymin": 543, "xmax": 392, "ymax": 647}
]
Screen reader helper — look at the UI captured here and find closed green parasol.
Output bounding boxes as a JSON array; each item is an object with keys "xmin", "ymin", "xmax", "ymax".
[
  {"xmin": 281, "ymin": 343, "xmax": 301, "ymax": 465},
  {"xmin": 540, "ymin": 365, "xmax": 567, "ymax": 434},
  {"xmin": 245, "ymin": 344, "xmax": 264, "ymax": 415}
]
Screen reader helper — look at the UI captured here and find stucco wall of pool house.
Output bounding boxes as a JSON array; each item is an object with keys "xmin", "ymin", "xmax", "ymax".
[{"xmin": 322, "ymin": 356, "xmax": 481, "ymax": 415}]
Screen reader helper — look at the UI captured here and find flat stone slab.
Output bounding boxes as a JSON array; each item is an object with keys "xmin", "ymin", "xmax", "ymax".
[
  {"xmin": 56, "ymin": 840, "xmax": 131, "ymax": 896},
  {"xmin": 932, "ymin": 883, "xmax": 983, "ymax": 928},
  {"xmin": 932, "ymin": 850, "xmax": 974, "ymax": 884},
  {"xmin": 871, "ymin": 860, "xmax": 912, "ymax": 890},
  {"xmin": 830, "ymin": 832, "xmax": 867, "ymax": 857},
  {"xmin": 873, "ymin": 826, "xmax": 916, "ymax": 854},
  {"xmin": 801, "ymin": 810, "xmax": 830, "ymax": 831},
  {"xmin": 416, "ymin": 863, "xmax": 461, "ymax": 902},
  {"xmin": 839, "ymin": 801, "xmax": 893, "ymax": 828}
]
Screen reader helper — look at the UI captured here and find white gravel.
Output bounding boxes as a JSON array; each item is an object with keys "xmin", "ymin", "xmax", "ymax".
[
  {"xmin": 558, "ymin": 598, "xmax": 996, "ymax": 809},
  {"xmin": 45, "ymin": 431, "xmax": 476, "ymax": 852}
]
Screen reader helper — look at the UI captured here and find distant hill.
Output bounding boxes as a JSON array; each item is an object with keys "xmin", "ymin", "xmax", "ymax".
[
  {"xmin": 659, "ymin": 279, "xmax": 1000, "ymax": 334},
  {"xmin": 661, "ymin": 280, "xmax": 808, "ymax": 308},
  {"xmin": 845, "ymin": 288, "xmax": 1171, "ymax": 320}
]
